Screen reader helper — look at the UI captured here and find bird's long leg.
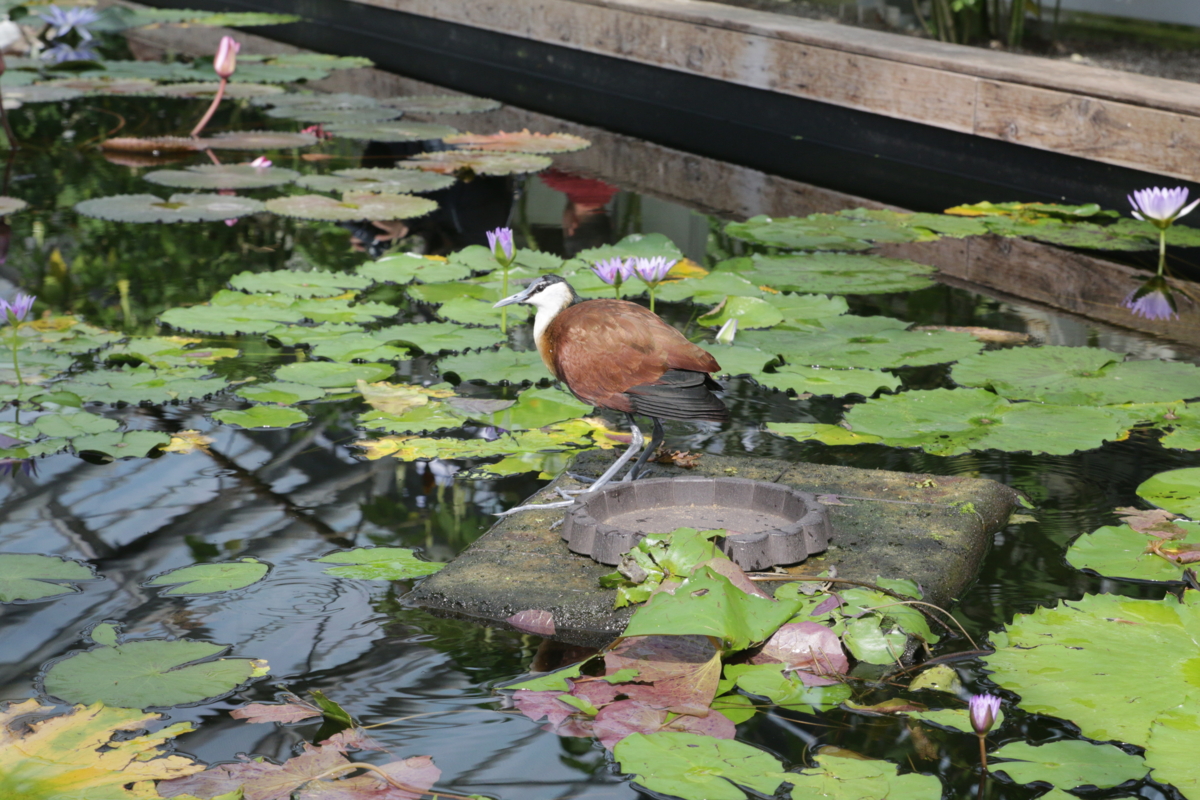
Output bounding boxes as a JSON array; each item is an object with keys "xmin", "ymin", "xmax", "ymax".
[
  {"xmin": 622, "ymin": 416, "xmax": 663, "ymax": 482},
  {"xmin": 493, "ymin": 417, "xmax": 644, "ymax": 516}
]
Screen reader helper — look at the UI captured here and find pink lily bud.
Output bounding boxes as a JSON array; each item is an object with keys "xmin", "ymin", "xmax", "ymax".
[{"xmin": 213, "ymin": 36, "xmax": 240, "ymax": 79}]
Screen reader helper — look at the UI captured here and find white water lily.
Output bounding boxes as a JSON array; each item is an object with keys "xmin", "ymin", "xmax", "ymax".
[{"xmin": 1128, "ymin": 187, "xmax": 1200, "ymax": 228}]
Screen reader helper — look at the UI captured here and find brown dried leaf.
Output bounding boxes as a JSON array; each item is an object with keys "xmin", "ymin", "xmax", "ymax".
[
  {"xmin": 749, "ymin": 622, "xmax": 849, "ymax": 686},
  {"xmin": 231, "ymin": 694, "xmax": 323, "ymax": 724},
  {"xmin": 591, "ymin": 698, "xmax": 735, "ymax": 750},
  {"xmin": 101, "ymin": 136, "xmax": 199, "ymax": 154},
  {"xmin": 1115, "ymin": 506, "xmax": 1185, "ymax": 540},
  {"xmin": 652, "ymin": 448, "xmax": 702, "ymax": 468},
  {"xmin": 507, "ymin": 609, "xmax": 556, "ymax": 636},
  {"xmin": 511, "ymin": 690, "xmax": 576, "ymax": 727}
]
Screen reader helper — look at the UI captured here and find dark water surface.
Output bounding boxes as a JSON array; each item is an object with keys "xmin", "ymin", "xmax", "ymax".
[{"xmin": 0, "ymin": 75, "xmax": 1196, "ymax": 800}]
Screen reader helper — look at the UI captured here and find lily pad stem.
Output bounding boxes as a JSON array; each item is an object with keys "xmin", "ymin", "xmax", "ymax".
[
  {"xmin": 649, "ymin": 285, "xmax": 657, "ymax": 313},
  {"xmin": 1158, "ymin": 228, "xmax": 1167, "ymax": 277},
  {"xmin": 189, "ymin": 77, "xmax": 227, "ymax": 139},
  {"xmin": 976, "ymin": 733, "xmax": 989, "ymax": 799}
]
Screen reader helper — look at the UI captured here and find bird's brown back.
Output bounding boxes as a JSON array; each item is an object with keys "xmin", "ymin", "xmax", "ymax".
[{"xmin": 543, "ymin": 299, "xmax": 720, "ymax": 414}]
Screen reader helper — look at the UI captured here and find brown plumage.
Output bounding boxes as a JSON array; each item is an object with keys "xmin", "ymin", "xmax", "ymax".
[{"xmin": 540, "ymin": 299, "xmax": 728, "ymax": 422}]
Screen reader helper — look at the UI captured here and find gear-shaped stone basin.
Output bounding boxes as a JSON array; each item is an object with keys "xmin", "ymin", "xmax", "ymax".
[{"xmin": 561, "ymin": 477, "xmax": 832, "ymax": 571}]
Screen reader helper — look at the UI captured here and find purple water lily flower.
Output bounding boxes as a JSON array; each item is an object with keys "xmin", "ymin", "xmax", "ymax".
[
  {"xmin": 42, "ymin": 41, "xmax": 100, "ymax": 64},
  {"xmin": 1129, "ymin": 187, "xmax": 1200, "ymax": 228},
  {"xmin": 969, "ymin": 693, "xmax": 1002, "ymax": 735},
  {"xmin": 487, "ymin": 227, "xmax": 515, "ymax": 264},
  {"xmin": 1, "ymin": 292, "xmax": 34, "ymax": 327},
  {"xmin": 632, "ymin": 256, "xmax": 677, "ymax": 285},
  {"xmin": 36, "ymin": 6, "xmax": 100, "ymax": 41},
  {"xmin": 591, "ymin": 257, "xmax": 631, "ymax": 286},
  {"xmin": 1122, "ymin": 276, "xmax": 1178, "ymax": 321}
]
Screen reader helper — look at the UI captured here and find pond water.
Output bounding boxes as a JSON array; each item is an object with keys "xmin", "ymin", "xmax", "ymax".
[{"xmin": 1, "ymin": 34, "xmax": 1199, "ymax": 800}]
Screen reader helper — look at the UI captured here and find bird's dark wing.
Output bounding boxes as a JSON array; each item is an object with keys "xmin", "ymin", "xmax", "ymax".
[{"xmin": 549, "ymin": 300, "xmax": 724, "ymax": 420}]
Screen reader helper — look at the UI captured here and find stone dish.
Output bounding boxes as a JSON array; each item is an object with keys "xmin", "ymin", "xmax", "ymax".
[{"xmin": 561, "ymin": 477, "xmax": 832, "ymax": 570}]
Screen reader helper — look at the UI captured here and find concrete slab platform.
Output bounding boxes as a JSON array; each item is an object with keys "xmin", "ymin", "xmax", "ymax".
[{"xmin": 407, "ymin": 452, "xmax": 1019, "ymax": 646}]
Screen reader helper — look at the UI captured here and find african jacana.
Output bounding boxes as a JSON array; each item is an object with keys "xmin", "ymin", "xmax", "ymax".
[{"xmin": 493, "ymin": 275, "xmax": 727, "ymax": 510}]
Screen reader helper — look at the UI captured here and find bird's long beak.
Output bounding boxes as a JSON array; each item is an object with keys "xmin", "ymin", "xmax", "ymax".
[{"xmin": 493, "ymin": 285, "xmax": 535, "ymax": 308}]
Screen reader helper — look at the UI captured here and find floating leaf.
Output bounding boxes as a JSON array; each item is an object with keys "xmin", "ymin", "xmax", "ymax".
[
  {"xmin": 613, "ymin": 732, "xmax": 786, "ymax": 800},
  {"xmin": 1066, "ymin": 522, "xmax": 1200, "ymax": 582},
  {"xmin": 445, "ymin": 129, "xmax": 590, "ymax": 153},
  {"xmin": 308, "ymin": 333, "xmax": 409, "ymax": 362},
  {"xmin": 274, "ymin": 361, "xmax": 394, "ymax": 388},
  {"xmin": 725, "ymin": 663, "xmax": 851, "ymax": 712},
  {"xmin": 701, "ymin": 344, "xmax": 779, "ymax": 378},
  {"xmin": 437, "ymin": 347, "xmax": 548, "ymax": 384},
  {"xmin": 0, "ymin": 699, "xmax": 203, "ymax": 797},
  {"xmin": 105, "ymin": 336, "xmax": 239, "ymax": 368},
  {"xmin": 31, "ymin": 411, "xmax": 119, "ymax": 438},
  {"xmin": 258, "ymin": 53, "xmax": 373, "ymax": 69},
  {"xmin": 762, "ymin": 292, "xmax": 849, "ymax": 328},
  {"xmin": 990, "ymin": 740, "xmax": 1146, "ymax": 789},
  {"xmin": 1137, "ymin": 468, "xmax": 1200, "ymax": 519},
  {"xmin": 696, "ymin": 296, "xmax": 783, "ymax": 329},
  {"xmin": 838, "ymin": 207, "xmax": 990, "ymax": 238},
  {"xmin": 42, "ymin": 77, "xmax": 157, "ymax": 95},
  {"xmin": 75, "ymin": 193, "xmax": 265, "ymax": 223},
  {"xmin": 324, "ymin": 121, "xmax": 459, "ymax": 142},
  {"xmin": 354, "ymin": 419, "xmax": 597, "ymax": 462},
  {"xmin": 725, "ymin": 254, "xmax": 937, "ymax": 294},
  {"xmin": 383, "ymin": 94, "xmax": 500, "ymax": 113},
  {"xmin": 72, "ymin": 431, "xmax": 173, "ymax": 459},
  {"xmin": 296, "ymin": 168, "xmax": 454, "ymax": 195},
  {"xmin": 0, "ymin": 554, "xmax": 98, "ymax": 603},
  {"xmin": 100, "ymin": 136, "xmax": 199, "ymax": 154},
  {"xmin": 42, "ymin": 623, "xmax": 267, "ymax": 708},
  {"xmin": 357, "ymin": 253, "xmax": 471, "ymax": 284},
  {"xmin": 984, "ymin": 592, "xmax": 1200, "ymax": 750},
  {"xmin": 953, "ymin": 347, "xmax": 1200, "ymax": 405},
  {"xmin": 290, "ymin": 296, "xmax": 398, "ymax": 324},
  {"xmin": 1146, "ymin": 707, "xmax": 1200, "ymax": 795},
  {"xmin": 150, "ymin": 81, "xmax": 285, "ymax": 99},
  {"xmin": 314, "ymin": 546, "xmax": 442, "ymax": 579},
  {"xmin": 7, "ymin": 83, "xmax": 83, "ymax": 103},
  {"xmin": 162, "ymin": 430, "xmax": 214, "ymax": 455},
  {"xmin": 254, "ymin": 91, "xmax": 379, "ymax": 109},
  {"xmin": 161, "ymin": 291, "xmax": 306, "ymax": 335},
  {"xmin": 436, "ymin": 296, "xmax": 507, "ymax": 326},
  {"xmin": 200, "ymin": 130, "xmax": 319, "ymax": 150},
  {"xmin": 358, "ymin": 403, "xmax": 468, "ymax": 434},
  {"xmin": 213, "ymin": 406, "xmax": 309, "ymax": 429},
  {"xmin": 143, "ymin": 164, "xmax": 299, "ymax": 190},
  {"xmin": 229, "ymin": 269, "xmax": 372, "ymax": 298},
  {"xmin": 54, "ymin": 366, "xmax": 226, "ymax": 405},
  {"xmin": 485, "ymin": 387, "xmax": 591, "ymax": 430},
  {"xmin": 376, "ymin": 321, "xmax": 505, "ymax": 354},
  {"xmin": 235, "ymin": 381, "xmax": 325, "ymax": 405},
  {"xmin": 908, "ymin": 708, "xmax": 1004, "ymax": 732},
  {"xmin": 145, "ymin": 558, "xmax": 270, "ymax": 596},
  {"xmin": 398, "ymin": 150, "xmax": 552, "ymax": 175},
  {"xmin": 268, "ymin": 106, "xmax": 401, "ymax": 124},
  {"xmin": 751, "ymin": 365, "xmax": 900, "ymax": 397},
  {"xmin": 789, "ymin": 750, "xmax": 944, "ymax": 799},
  {"xmin": 741, "ymin": 315, "xmax": 981, "ymax": 369},
  {"xmin": 265, "ymin": 192, "xmax": 436, "ymax": 222},
  {"xmin": 357, "ymin": 380, "xmax": 455, "ymax": 414}
]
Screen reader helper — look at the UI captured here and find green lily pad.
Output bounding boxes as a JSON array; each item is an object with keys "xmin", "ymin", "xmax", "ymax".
[
  {"xmin": 990, "ymin": 739, "xmax": 1146, "ymax": 789},
  {"xmin": 983, "ymin": 591, "xmax": 1200, "ymax": 749},
  {"xmin": 41, "ymin": 622, "xmax": 266, "ymax": 709},
  {"xmin": 200, "ymin": 131, "xmax": 319, "ymax": 151},
  {"xmin": 54, "ymin": 367, "xmax": 226, "ymax": 406},
  {"xmin": 908, "ymin": 707, "xmax": 1005, "ymax": 732},
  {"xmin": 145, "ymin": 558, "xmax": 270, "ymax": 596},
  {"xmin": 308, "ymin": 333, "xmax": 410, "ymax": 363},
  {"xmin": 267, "ymin": 105, "xmax": 400, "ymax": 123},
  {"xmin": 445, "ymin": 131, "xmax": 590, "ymax": 153},
  {"xmin": 701, "ymin": 344, "xmax": 780, "ymax": 378},
  {"xmin": 358, "ymin": 403, "xmax": 467, "ymax": 434},
  {"xmin": 355, "ymin": 419, "xmax": 597, "ymax": 462},
  {"xmin": 0, "ymin": 554, "xmax": 98, "ymax": 603},
  {"xmin": 265, "ymin": 192, "xmax": 437, "ymax": 222},
  {"xmin": 143, "ymin": 164, "xmax": 299, "ymax": 190},
  {"xmin": 725, "ymin": 254, "xmax": 938, "ymax": 295},
  {"xmin": 192, "ymin": 64, "xmax": 328, "ymax": 84},
  {"xmin": 324, "ymin": 121, "xmax": 459, "ymax": 142},
  {"xmin": 71, "ymin": 431, "xmax": 172, "ymax": 459},
  {"xmin": 314, "ymin": 546, "xmax": 443, "ymax": 580},
  {"xmin": 213, "ymin": 406, "xmax": 309, "ymax": 429},
  {"xmin": 229, "ymin": 269, "xmax": 372, "ymax": 298},
  {"xmin": 724, "ymin": 663, "xmax": 851, "ymax": 712},
  {"xmin": 953, "ymin": 346, "xmax": 1200, "ymax": 405},
  {"xmin": 358, "ymin": 253, "xmax": 471, "ymax": 285},
  {"xmin": 437, "ymin": 348, "xmax": 548, "ymax": 385},
  {"xmin": 383, "ymin": 94, "xmax": 500, "ymax": 114},
  {"xmin": 6, "ymin": 84, "xmax": 83, "ymax": 103},
  {"xmin": 697, "ymin": 296, "xmax": 784, "ymax": 329},
  {"xmin": 32, "ymin": 411, "xmax": 119, "ymax": 438},
  {"xmin": 1066, "ymin": 522, "xmax": 1200, "ymax": 582},
  {"xmin": 434, "ymin": 297, "xmax": 509, "ymax": 326},
  {"xmin": 1146, "ymin": 707, "xmax": 1200, "ymax": 796},
  {"xmin": 762, "ymin": 293, "xmax": 850, "ymax": 328},
  {"xmin": 274, "ymin": 361, "xmax": 394, "ymax": 388},
  {"xmin": 296, "ymin": 168, "xmax": 454, "ymax": 195},
  {"xmin": 255, "ymin": 53, "xmax": 373, "ymax": 69},
  {"xmin": 405, "ymin": 281, "xmax": 492, "ymax": 304},
  {"xmin": 266, "ymin": 323, "xmax": 364, "ymax": 347},
  {"xmin": 613, "ymin": 732, "xmax": 786, "ymax": 800},
  {"xmin": 161, "ymin": 292, "xmax": 306, "ymax": 335},
  {"xmin": 751, "ymin": 365, "xmax": 900, "ymax": 397},
  {"xmin": 105, "ymin": 337, "xmax": 239, "ymax": 369},
  {"xmin": 576, "ymin": 233, "xmax": 684, "ymax": 265},
  {"xmin": 235, "ymin": 381, "xmax": 326, "ymax": 405},
  {"xmin": 649, "ymin": 272, "xmax": 763, "ymax": 305},
  {"xmin": 484, "ymin": 387, "xmax": 591, "ymax": 430},
  {"xmin": 44, "ymin": 77, "xmax": 158, "ymax": 95},
  {"xmin": 741, "ymin": 316, "xmax": 981, "ymax": 370},
  {"xmin": 375, "ymin": 322, "xmax": 505, "ymax": 354},
  {"xmin": 75, "ymin": 193, "xmax": 265, "ymax": 223},
  {"xmin": 727, "ymin": 212, "xmax": 940, "ymax": 251},
  {"xmin": 1137, "ymin": 468, "xmax": 1200, "ymax": 518},
  {"xmin": 789, "ymin": 750, "xmax": 944, "ymax": 800},
  {"xmin": 290, "ymin": 297, "xmax": 398, "ymax": 324},
  {"xmin": 838, "ymin": 208, "xmax": 990, "ymax": 238},
  {"xmin": 149, "ymin": 81, "xmax": 287, "ymax": 99},
  {"xmin": 397, "ymin": 151, "xmax": 552, "ymax": 176}
]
